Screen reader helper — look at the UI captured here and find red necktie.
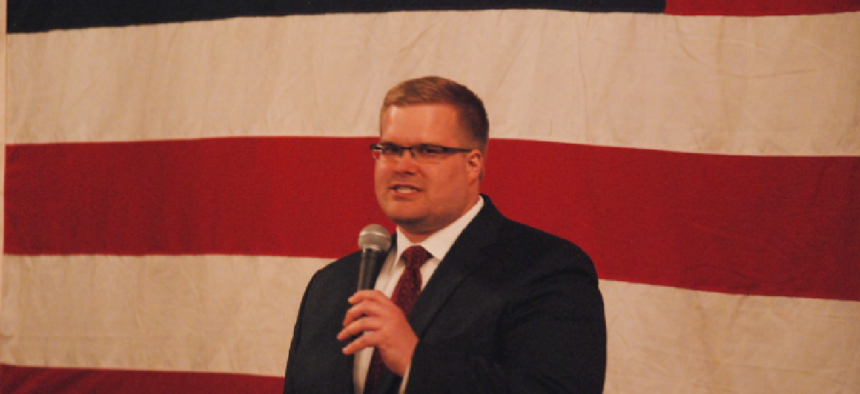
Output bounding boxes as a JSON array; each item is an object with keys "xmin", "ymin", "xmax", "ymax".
[{"xmin": 364, "ymin": 246, "xmax": 431, "ymax": 394}]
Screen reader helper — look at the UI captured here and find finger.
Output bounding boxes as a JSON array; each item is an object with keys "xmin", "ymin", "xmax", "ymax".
[
  {"xmin": 341, "ymin": 306, "xmax": 362, "ymax": 328},
  {"xmin": 341, "ymin": 330, "xmax": 375, "ymax": 355},
  {"xmin": 349, "ymin": 289, "xmax": 389, "ymax": 304},
  {"xmin": 342, "ymin": 298, "xmax": 385, "ymax": 327},
  {"xmin": 344, "ymin": 292, "xmax": 405, "ymax": 327},
  {"xmin": 348, "ymin": 290, "xmax": 375, "ymax": 304},
  {"xmin": 337, "ymin": 315, "xmax": 379, "ymax": 342}
]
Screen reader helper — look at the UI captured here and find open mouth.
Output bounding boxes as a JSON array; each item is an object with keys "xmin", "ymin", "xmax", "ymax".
[{"xmin": 391, "ymin": 185, "xmax": 421, "ymax": 194}]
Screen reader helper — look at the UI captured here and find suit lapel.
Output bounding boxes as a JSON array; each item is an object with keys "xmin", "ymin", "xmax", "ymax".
[
  {"xmin": 374, "ymin": 197, "xmax": 505, "ymax": 394},
  {"xmin": 408, "ymin": 197, "xmax": 504, "ymax": 338}
]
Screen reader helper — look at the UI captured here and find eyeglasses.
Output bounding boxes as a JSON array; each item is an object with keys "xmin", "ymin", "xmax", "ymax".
[{"xmin": 370, "ymin": 143, "xmax": 473, "ymax": 163}]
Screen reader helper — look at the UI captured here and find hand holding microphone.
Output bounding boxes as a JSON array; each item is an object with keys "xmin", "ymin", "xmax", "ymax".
[{"xmin": 340, "ymin": 225, "xmax": 417, "ymax": 376}]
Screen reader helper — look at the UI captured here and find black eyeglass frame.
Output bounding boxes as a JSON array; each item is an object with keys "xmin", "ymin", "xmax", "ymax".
[{"xmin": 370, "ymin": 143, "xmax": 474, "ymax": 161}]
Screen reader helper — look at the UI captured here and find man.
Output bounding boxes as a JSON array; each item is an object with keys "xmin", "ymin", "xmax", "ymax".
[{"xmin": 284, "ymin": 76, "xmax": 606, "ymax": 394}]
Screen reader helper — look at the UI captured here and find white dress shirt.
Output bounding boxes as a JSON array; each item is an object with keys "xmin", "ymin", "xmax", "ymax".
[{"xmin": 354, "ymin": 196, "xmax": 484, "ymax": 394}]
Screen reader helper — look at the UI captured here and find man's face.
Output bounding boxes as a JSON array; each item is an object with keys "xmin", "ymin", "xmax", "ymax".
[{"xmin": 375, "ymin": 104, "xmax": 483, "ymax": 241}]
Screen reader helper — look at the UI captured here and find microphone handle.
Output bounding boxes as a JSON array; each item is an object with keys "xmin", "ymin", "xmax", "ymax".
[{"xmin": 357, "ymin": 248, "xmax": 383, "ymax": 291}]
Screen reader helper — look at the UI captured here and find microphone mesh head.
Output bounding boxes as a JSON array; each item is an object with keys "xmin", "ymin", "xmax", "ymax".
[{"xmin": 358, "ymin": 224, "xmax": 391, "ymax": 252}]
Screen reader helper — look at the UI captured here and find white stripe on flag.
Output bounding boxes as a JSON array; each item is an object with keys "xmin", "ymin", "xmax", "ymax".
[
  {"xmin": 7, "ymin": 11, "xmax": 860, "ymax": 155},
  {"xmin": 602, "ymin": 281, "xmax": 860, "ymax": 393},
  {"xmin": 3, "ymin": 255, "xmax": 858, "ymax": 393},
  {"xmin": 0, "ymin": 255, "xmax": 328, "ymax": 376}
]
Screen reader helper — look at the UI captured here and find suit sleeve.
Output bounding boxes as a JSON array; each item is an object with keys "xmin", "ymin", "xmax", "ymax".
[{"xmin": 406, "ymin": 242, "xmax": 607, "ymax": 394}]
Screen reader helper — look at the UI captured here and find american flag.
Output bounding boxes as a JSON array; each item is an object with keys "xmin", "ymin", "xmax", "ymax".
[{"xmin": 2, "ymin": 0, "xmax": 859, "ymax": 392}]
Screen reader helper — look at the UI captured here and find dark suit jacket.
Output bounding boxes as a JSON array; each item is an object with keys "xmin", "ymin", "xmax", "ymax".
[{"xmin": 284, "ymin": 196, "xmax": 606, "ymax": 394}]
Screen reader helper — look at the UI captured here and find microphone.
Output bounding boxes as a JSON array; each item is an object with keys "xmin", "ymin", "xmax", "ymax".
[{"xmin": 357, "ymin": 224, "xmax": 391, "ymax": 291}]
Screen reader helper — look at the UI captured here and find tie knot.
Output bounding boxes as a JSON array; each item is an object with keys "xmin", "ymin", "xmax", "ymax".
[{"xmin": 401, "ymin": 246, "xmax": 431, "ymax": 271}]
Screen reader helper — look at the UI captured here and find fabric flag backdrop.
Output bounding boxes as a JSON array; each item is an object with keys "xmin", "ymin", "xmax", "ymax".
[{"xmin": 2, "ymin": 0, "xmax": 859, "ymax": 393}]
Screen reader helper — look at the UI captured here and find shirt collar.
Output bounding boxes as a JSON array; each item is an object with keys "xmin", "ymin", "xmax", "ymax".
[{"xmin": 394, "ymin": 196, "xmax": 484, "ymax": 263}]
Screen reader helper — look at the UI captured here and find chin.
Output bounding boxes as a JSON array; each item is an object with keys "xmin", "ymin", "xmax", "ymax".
[
  {"xmin": 387, "ymin": 212, "xmax": 421, "ymax": 227},
  {"xmin": 383, "ymin": 210, "xmax": 424, "ymax": 229},
  {"xmin": 382, "ymin": 200, "xmax": 421, "ymax": 218}
]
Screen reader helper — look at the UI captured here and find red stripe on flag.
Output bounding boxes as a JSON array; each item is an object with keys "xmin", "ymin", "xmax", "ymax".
[
  {"xmin": 5, "ymin": 137, "xmax": 384, "ymax": 258},
  {"xmin": 485, "ymin": 140, "xmax": 859, "ymax": 302},
  {"xmin": 5, "ymin": 138, "xmax": 859, "ymax": 300},
  {"xmin": 0, "ymin": 364, "xmax": 283, "ymax": 394},
  {"xmin": 666, "ymin": 0, "xmax": 860, "ymax": 15}
]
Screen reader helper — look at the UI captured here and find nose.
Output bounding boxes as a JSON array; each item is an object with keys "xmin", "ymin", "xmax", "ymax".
[{"xmin": 391, "ymin": 149, "xmax": 420, "ymax": 172}]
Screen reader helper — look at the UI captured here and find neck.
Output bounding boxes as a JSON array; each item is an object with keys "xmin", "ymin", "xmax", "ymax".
[{"xmin": 401, "ymin": 231, "xmax": 430, "ymax": 244}]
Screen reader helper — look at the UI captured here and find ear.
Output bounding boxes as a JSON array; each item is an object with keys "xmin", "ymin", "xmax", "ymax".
[{"xmin": 466, "ymin": 150, "xmax": 484, "ymax": 183}]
